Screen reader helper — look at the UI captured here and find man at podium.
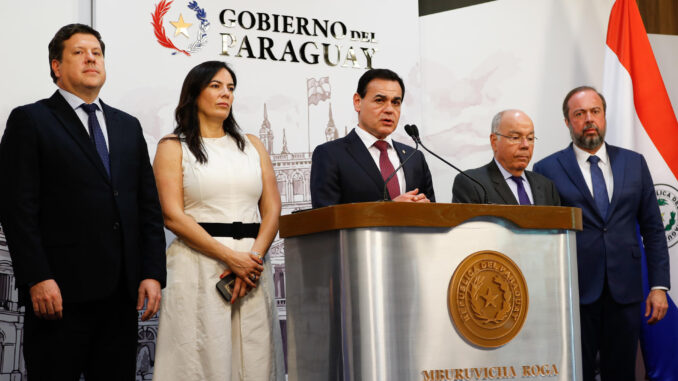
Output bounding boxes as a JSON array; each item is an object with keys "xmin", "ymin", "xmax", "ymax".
[
  {"xmin": 310, "ymin": 68, "xmax": 435, "ymax": 208},
  {"xmin": 452, "ymin": 109, "xmax": 560, "ymax": 205}
]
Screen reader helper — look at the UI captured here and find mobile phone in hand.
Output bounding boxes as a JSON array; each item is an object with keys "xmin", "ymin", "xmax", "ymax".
[{"xmin": 216, "ymin": 273, "xmax": 237, "ymax": 302}]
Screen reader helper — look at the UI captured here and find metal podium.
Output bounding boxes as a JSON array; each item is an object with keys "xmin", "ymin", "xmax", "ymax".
[{"xmin": 280, "ymin": 202, "xmax": 583, "ymax": 381}]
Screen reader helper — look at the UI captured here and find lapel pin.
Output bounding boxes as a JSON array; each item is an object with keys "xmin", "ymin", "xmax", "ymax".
[{"xmin": 402, "ymin": 149, "xmax": 406, "ymax": 154}]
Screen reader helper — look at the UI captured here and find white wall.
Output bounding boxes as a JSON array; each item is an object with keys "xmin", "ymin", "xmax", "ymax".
[
  {"xmin": 418, "ymin": 0, "xmax": 616, "ymax": 202},
  {"xmin": 0, "ymin": 0, "xmax": 92, "ymax": 134},
  {"xmin": 650, "ymin": 34, "xmax": 678, "ymax": 118}
]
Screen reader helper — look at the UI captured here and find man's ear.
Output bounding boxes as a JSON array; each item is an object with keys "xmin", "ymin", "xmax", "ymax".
[
  {"xmin": 353, "ymin": 93, "xmax": 361, "ymax": 113},
  {"xmin": 51, "ymin": 59, "xmax": 61, "ymax": 81}
]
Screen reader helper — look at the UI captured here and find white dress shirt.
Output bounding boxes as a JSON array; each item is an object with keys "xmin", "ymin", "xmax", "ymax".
[
  {"xmin": 58, "ymin": 88, "xmax": 110, "ymax": 150},
  {"xmin": 572, "ymin": 143, "xmax": 613, "ymax": 202},
  {"xmin": 354, "ymin": 126, "xmax": 406, "ymax": 195},
  {"xmin": 494, "ymin": 158, "xmax": 534, "ymax": 204}
]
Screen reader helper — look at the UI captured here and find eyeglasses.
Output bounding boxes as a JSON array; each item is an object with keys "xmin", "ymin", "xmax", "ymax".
[{"xmin": 494, "ymin": 133, "xmax": 537, "ymax": 145}]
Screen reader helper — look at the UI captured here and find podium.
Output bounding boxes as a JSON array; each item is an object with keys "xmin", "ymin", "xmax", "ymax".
[{"xmin": 280, "ymin": 202, "xmax": 583, "ymax": 381}]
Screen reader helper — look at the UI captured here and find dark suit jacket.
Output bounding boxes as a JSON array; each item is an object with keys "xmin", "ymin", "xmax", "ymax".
[
  {"xmin": 0, "ymin": 91, "xmax": 166, "ymax": 303},
  {"xmin": 452, "ymin": 159, "xmax": 560, "ymax": 205},
  {"xmin": 310, "ymin": 129, "xmax": 435, "ymax": 208},
  {"xmin": 533, "ymin": 143, "xmax": 669, "ymax": 304}
]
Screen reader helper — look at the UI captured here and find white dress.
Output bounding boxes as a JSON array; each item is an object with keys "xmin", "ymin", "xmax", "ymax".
[{"xmin": 153, "ymin": 135, "xmax": 285, "ymax": 381}]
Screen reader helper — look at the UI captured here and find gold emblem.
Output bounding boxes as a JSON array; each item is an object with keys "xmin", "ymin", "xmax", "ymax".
[{"xmin": 448, "ymin": 250, "xmax": 529, "ymax": 348}]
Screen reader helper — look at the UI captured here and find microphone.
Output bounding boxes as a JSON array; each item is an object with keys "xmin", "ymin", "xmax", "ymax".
[
  {"xmin": 406, "ymin": 125, "xmax": 489, "ymax": 204},
  {"xmin": 381, "ymin": 125, "xmax": 420, "ymax": 201}
]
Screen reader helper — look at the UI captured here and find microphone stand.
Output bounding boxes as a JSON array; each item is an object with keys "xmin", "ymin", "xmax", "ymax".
[{"xmin": 407, "ymin": 125, "xmax": 489, "ymax": 204}]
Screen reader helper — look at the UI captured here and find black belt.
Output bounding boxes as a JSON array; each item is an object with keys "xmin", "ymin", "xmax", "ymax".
[{"xmin": 198, "ymin": 222, "xmax": 260, "ymax": 240}]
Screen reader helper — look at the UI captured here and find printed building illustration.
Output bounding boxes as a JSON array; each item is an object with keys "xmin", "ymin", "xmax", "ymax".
[
  {"xmin": 260, "ymin": 101, "xmax": 340, "ymax": 365},
  {"xmin": 0, "ymin": 224, "xmax": 26, "ymax": 381}
]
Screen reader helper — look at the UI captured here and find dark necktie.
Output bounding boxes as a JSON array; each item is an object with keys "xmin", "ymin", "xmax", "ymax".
[
  {"xmin": 373, "ymin": 140, "xmax": 400, "ymax": 200},
  {"xmin": 588, "ymin": 155, "xmax": 609, "ymax": 218},
  {"xmin": 80, "ymin": 103, "xmax": 110, "ymax": 177},
  {"xmin": 509, "ymin": 176, "xmax": 531, "ymax": 205}
]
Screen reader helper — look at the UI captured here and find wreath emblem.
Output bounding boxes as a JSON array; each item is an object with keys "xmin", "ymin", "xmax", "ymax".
[
  {"xmin": 469, "ymin": 275, "xmax": 513, "ymax": 324},
  {"xmin": 448, "ymin": 251, "xmax": 529, "ymax": 348},
  {"xmin": 655, "ymin": 184, "xmax": 678, "ymax": 248},
  {"xmin": 151, "ymin": 0, "xmax": 210, "ymax": 56}
]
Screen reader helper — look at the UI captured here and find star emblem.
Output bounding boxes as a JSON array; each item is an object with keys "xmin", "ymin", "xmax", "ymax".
[
  {"xmin": 170, "ymin": 14, "xmax": 192, "ymax": 38},
  {"xmin": 480, "ymin": 288, "xmax": 499, "ymax": 308}
]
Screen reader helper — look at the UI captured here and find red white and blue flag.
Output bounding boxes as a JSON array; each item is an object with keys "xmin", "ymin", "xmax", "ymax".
[{"xmin": 602, "ymin": 0, "xmax": 678, "ymax": 379}]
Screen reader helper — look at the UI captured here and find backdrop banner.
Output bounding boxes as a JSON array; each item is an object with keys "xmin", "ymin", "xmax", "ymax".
[
  {"xmin": 0, "ymin": 0, "xmax": 677, "ymax": 379},
  {"xmin": 95, "ymin": 0, "xmax": 419, "ymax": 377}
]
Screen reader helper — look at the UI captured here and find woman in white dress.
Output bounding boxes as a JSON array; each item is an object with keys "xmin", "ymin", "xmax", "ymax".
[{"xmin": 152, "ymin": 61, "xmax": 285, "ymax": 380}]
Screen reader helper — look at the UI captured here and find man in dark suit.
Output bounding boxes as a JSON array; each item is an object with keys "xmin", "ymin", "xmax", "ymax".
[
  {"xmin": 533, "ymin": 86, "xmax": 669, "ymax": 381},
  {"xmin": 452, "ymin": 109, "xmax": 560, "ymax": 205},
  {"xmin": 310, "ymin": 68, "xmax": 434, "ymax": 208},
  {"xmin": 0, "ymin": 24, "xmax": 166, "ymax": 380}
]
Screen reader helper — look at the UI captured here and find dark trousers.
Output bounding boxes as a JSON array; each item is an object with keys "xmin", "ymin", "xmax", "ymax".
[
  {"xmin": 23, "ymin": 288, "xmax": 138, "ymax": 381},
  {"xmin": 580, "ymin": 282, "xmax": 641, "ymax": 381}
]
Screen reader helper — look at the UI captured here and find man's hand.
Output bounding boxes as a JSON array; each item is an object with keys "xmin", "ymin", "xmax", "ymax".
[
  {"xmin": 393, "ymin": 188, "xmax": 430, "ymax": 203},
  {"xmin": 645, "ymin": 289, "xmax": 668, "ymax": 324},
  {"xmin": 30, "ymin": 279, "xmax": 63, "ymax": 319},
  {"xmin": 137, "ymin": 279, "xmax": 162, "ymax": 321}
]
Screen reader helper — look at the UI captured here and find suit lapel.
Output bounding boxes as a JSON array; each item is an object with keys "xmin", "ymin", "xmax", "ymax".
[
  {"xmin": 343, "ymin": 130, "xmax": 385, "ymax": 193},
  {"xmin": 46, "ymin": 91, "xmax": 110, "ymax": 182},
  {"xmin": 488, "ymin": 160, "xmax": 518, "ymax": 204},
  {"xmin": 101, "ymin": 100, "xmax": 122, "ymax": 184},
  {"xmin": 525, "ymin": 171, "xmax": 545, "ymax": 205},
  {"xmin": 557, "ymin": 144, "xmax": 599, "ymax": 216},
  {"xmin": 607, "ymin": 144, "xmax": 626, "ymax": 216}
]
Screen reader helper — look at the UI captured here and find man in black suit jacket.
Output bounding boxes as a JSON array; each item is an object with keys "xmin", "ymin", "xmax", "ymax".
[
  {"xmin": 452, "ymin": 109, "xmax": 560, "ymax": 206},
  {"xmin": 0, "ymin": 24, "xmax": 166, "ymax": 380},
  {"xmin": 311, "ymin": 69, "xmax": 435, "ymax": 207}
]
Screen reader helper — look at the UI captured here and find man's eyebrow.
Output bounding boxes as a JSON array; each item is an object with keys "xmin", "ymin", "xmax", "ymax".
[
  {"xmin": 373, "ymin": 93, "xmax": 402, "ymax": 101},
  {"xmin": 72, "ymin": 45, "xmax": 101, "ymax": 50}
]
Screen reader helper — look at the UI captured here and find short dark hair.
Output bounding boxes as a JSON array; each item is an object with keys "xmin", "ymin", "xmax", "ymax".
[
  {"xmin": 562, "ymin": 86, "xmax": 606, "ymax": 121},
  {"xmin": 356, "ymin": 68, "xmax": 405, "ymax": 100},
  {"xmin": 48, "ymin": 24, "xmax": 105, "ymax": 84},
  {"xmin": 173, "ymin": 61, "xmax": 244, "ymax": 164}
]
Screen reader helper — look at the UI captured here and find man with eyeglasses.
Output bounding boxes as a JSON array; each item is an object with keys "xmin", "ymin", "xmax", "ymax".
[
  {"xmin": 452, "ymin": 109, "xmax": 560, "ymax": 205},
  {"xmin": 533, "ymin": 86, "xmax": 669, "ymax": 381}
]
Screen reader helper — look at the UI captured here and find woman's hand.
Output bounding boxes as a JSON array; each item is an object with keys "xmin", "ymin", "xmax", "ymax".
[
  {"xmin": 220, "ymin": 266, "xmax": 257, "ymax": 304},
  {"xmin": 229, "ymin": 276, "xmax": 253, "ymax": 304},
  {"xmin": 223, "ymin": 251, "xmax": 263, "ymax": 288}
]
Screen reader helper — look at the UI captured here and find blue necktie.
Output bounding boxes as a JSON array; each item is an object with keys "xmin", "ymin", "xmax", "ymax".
[
  {"xmin": 80, "ymin": 103, "xmax": 110, "ymax": 177},
  {"xmin": 588, "ymin": 155, "xmax": 609, "ymax": 218},
  {"xmin": 509, "ymin": 176, "xmax": 531, "ymax": 205}
]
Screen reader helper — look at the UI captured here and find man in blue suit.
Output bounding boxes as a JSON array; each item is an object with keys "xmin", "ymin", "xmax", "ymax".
[
  {"xmin": 533, "ymin": 86, "xmax": 669, "ymax": 381},
  {"xmin": 0, "ymin": 24, "xmax": 166, "ymax": 380},
  {"xmin": 310, "ymin": 68, "xmax": 434, "ymax": 207}
]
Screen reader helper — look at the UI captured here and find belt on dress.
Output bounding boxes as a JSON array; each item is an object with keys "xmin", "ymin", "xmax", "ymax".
[{"xmin": 198, "ymin": 222, "xmax": 260, "ymax": 240}]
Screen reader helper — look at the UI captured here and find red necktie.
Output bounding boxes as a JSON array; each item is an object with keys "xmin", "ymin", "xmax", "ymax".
[{"xmin": 374, "ymin": 140, "xmax": 400, "ymax": 200}]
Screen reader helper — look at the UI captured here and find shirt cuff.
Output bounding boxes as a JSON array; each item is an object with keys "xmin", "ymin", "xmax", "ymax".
[{"xmin": 651, "ymin": 286, "xmax": 669, "ymax": 291}]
